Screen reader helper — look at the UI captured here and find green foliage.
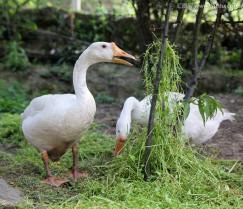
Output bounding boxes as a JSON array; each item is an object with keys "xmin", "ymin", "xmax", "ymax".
[
  {"xmin": 40, "ymin": 64, "xmax": 72, "ymax": 82},
  {"xmin": 0, "ymin": 0, "xmax": 38, "ymax": 35},
  {"xmin": 95, "ymin": 92, "xmax": 115, "ymax": 104},
  {"xmin": 0, "ymin": 113, "xmax": 23, "ymax": 145},
  {"xmin": 143, "ymin": 41, "xmax": 182, "ymax": 94},
  {"xmin": 190, "ymin": 94, "xmax": 223, "ymax": 125},
  {"xmin": 234, "ymin": 86, "xmax": 243, "ymax": 96},
  {"xmin": 209, "ymin": 48, "xmax": 241, "ymax": 68},
  {"xmin": 142, "ymin": 41, "xmax": 222, "ymax": 125},
  {"xmin": 3, "ymin": 41, "xmax": 30, "ymax": 71},
  {"xmin": 181, "ymin": 100, "xmax": 190, "ymax": 120},
  {"xmin": 0, "ymin": 79, "xmax": 28, "ymax": 113},
  {"xmin": 0, "ymin": 25, "xmax": 4, "ymax": 39},
  {"xmin": 0, "ymin": 0, "xmax": 30, "ymax": 15},
  {"xmin": 76, "ymin": 15, "xmax": 109, "ymax": 42},
  {"xmin": 228, "ymin": 50, "xmax": 241, "ymax": 64},
  {"xmin": 27, "ymin": 0, "xmax": 66, "ymax": 8}
]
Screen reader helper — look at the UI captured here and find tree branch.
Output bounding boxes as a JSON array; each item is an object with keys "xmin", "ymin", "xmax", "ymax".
[
  {"xmin": 225, "ymin": 6, "xmax": 240, "ymax": 37},
  {"xmin": 135, "ymin": 0, "xmax": 153, "ymax": 50},
  {"xmin": 144, "ymin": 0, "xmax": 172, "ymax": 181},
  {"xmin": 171, "ymin": 0, "xmax": 186, "ymax": 44},
  {"xmin": 199, "ymin": 1, "xmax": 226, "ymax": 71},
  {"xmin": 183, "ymin": 0, "xmax": 206, "ymax": 101},
  {"xmin": 184, "ymin": 0, "xmax": 226, "ymax": 101},
  {"xmin": 194, "ymin": 0, "xmax": 206, "ymax": 71}
]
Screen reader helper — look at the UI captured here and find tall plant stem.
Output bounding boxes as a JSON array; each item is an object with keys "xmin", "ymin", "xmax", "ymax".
[{"xmin": 144, "ymin": 0, "xmax": 172, "ymax": 181}]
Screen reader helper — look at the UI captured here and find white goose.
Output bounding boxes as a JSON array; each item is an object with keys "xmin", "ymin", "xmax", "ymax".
[
  {"xmin": 22, "ymin": 42, "xmax": 135, "ymax": 186},
  {"xmin": 114, "ymin": 92, "xmax": 235, "ymax": 155}
]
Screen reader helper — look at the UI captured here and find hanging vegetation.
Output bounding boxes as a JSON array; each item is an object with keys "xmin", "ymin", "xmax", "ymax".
[{"xmin": 104, "ymin": 38, "xmax": 242, "ymax": 207}]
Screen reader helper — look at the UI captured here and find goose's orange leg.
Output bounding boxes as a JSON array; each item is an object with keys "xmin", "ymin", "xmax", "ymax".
[
  {"xmin": 41, "ymin": 151, "xmax": 68, "ymax": 187},
  {"xmin": 70, "ymin": 144, "xmax": 88, "ymax": 181}
]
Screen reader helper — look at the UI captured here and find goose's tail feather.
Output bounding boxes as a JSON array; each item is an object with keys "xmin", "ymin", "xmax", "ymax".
[{"xmin": 222, "ymin": 109, "xmax": 235, "ymax": 122}]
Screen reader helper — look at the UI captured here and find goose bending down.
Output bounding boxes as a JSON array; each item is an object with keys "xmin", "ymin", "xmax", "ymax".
[
  {"xmin": 114, "ymin": 92, "xmax": 235, "ymax": 156},
  {"xmin": 22, "ymin": 42, "xmax": 135, "ymax": 186}
]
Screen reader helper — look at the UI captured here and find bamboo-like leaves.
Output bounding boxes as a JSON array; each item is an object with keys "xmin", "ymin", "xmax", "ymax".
[
  {"xmin": 182, "ymin": 101, "xmax": 190, "ymax": 120},
  {"xmin": 185, "ymin": 94, "xmax": 223, "ymax": 125}
]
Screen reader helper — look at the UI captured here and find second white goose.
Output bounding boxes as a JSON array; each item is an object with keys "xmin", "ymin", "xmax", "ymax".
[{"xmin": 114, "ymin": 92, "xmax": 235, "ymax": 155}]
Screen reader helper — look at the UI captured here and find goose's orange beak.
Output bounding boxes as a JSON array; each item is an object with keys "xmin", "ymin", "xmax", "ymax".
[
  {"xmin": 114, "ymin": 137, "xmax": 126, "ymax": 156},
  {"xmin": 111, "ymin": 42, "xmax": 136, "ymax": 66}
]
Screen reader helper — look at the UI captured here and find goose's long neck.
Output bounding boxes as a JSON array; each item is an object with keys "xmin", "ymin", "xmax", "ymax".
[
  {"xmin": 73, "ymin": 51, "xmax": 92, "ymax": 98},
  {"xmin": 120, "ymin": 97, "xmax": 140, "ymax": 123}
]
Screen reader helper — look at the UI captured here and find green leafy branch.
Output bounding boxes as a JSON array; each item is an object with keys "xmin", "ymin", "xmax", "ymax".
[{"xmin": 183, "ymin": 94, "xmax": 223, "ymax": 125}]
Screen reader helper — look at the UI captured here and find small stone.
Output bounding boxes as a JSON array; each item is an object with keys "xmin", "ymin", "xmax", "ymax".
[{"xmin": 0, "ymin": 179, "xmax": 23, "ymax": 207}]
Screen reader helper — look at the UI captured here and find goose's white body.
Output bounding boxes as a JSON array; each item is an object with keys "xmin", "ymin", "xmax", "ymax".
[
  {"xmin": 22, "ymin": 93, "xmax": 95, "ymax": 158},
  {"xmin": 21, "ymin": 42, "xmax": 135, "ymax": 163},
  {"xmin": 21, "ymin": 49, "xmax": 97, "ymax": 160},
  {"xmin": 116, "ymin": 92, "xmax": 235, "ymax": 144}
]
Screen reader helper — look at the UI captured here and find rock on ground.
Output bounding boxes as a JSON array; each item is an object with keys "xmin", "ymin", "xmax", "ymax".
[{"xmin": 0, "ymin": 179, "xmax": 23, "ymax": 207}]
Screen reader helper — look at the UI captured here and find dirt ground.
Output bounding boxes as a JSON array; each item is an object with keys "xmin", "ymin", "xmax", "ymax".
[
  {"xmin": 204, "ymin": 94, "xmax": 243, "ymax": 160},
  {"xmin": 95, "ymin": 94, "xmax": 243, "ymax": 160}
]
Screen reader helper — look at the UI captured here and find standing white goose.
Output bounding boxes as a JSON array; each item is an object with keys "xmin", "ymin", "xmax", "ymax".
[
  {"xmin": 22, "ymin": 42, "xmax": 135, "ymax": 186},
  {"xmin": 114, "ymin": 92, "xmax": 235, "ymax": 155}
]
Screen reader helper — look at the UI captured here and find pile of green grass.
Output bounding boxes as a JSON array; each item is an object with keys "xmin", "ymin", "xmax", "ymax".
[
  {"xmin": 0, "ymin": 114, "xmax": 242, "ymax": 209},
  {"xmin": 0, "ymin": 116, "xmax": 241, "ymax": 209}
]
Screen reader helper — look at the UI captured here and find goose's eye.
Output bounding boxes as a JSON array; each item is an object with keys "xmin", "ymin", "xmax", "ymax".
[
  {"xmin": 117, "ymin": 130, "xmax": 120, "ymax": 133},
  {"xmin": 102, "ymin": 45, "xmax": 107, "ymax": 49}
]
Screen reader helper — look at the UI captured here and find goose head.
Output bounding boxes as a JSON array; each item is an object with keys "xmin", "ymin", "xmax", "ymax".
[
  {"xmin": 116, "ymin": 117, "xmax": 131, "ymax": 141},
  {"xmin": 114, "ymin": 96, "xmax": 139, "ymax": 156},
  {"xmin": 114, "ymin": 117, "xmax": 131, "ymax": 156},
  {"xmin": 84, "ymin": 42, "xmax": 136, "ymax": 66}
]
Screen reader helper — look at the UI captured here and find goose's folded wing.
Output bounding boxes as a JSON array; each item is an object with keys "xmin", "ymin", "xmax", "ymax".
[{"xmin": 21, "ymin": 95, "xmax": 52, "ymax": 120}]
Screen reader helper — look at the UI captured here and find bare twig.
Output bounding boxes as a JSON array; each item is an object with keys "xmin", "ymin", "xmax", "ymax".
[
  {"xmin": 205, "ymin": 20, "xmax": 243, "ymax": 24},
  {"xmin": 224, "ymin": 4, "xmax": 243, "ymax": 69},
  {"xmin": 3, "ymin": 0, "xmax": 11, "ymax": 39},
  {"xmin": 193, "ymin": 0, "xmax": 205, "ymax": 71},
  {"xmin": 184, "ymin": 0, "xmax": 226, "ymax": 101},
  {"xmin": 144, "ymin": 0, "xmax": 172, "ymax": 181},
  {"xmin": 135, "ymin": 0, "xmax": 153, "ymax": 50},
  {"xmin": 183, "ymin": 0, "xmax": 206, "ymax": 101},
  {"xmin": 199, "ymin": 2, "xmax": 225, "ymax": 71},
  {"xmin": 171, "ymin": 0, "xmax": 186, "ymax": 44},
  {"xmin": 225, "ymin": 7, "xmax": 241, "ymax": 37},
  {"xmin": 15, "ymin": 0, "xmax": 30, "ymax": 14}
]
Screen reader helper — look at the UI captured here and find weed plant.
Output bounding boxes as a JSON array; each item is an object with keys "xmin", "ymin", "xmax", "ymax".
[{"xmin": 3, "ymin": 41, "xmax": 30, "ymax": 71}]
